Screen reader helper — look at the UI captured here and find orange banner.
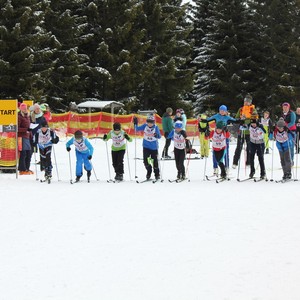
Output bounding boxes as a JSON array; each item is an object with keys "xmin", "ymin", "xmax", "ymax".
[{"xmin": 49, "ymin": 112, "xmax": 201, "ymax": 138}]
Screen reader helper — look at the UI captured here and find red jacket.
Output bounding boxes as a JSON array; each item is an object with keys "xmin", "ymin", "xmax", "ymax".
[{"xmin": 18, "ymin": 111, "xmax": 31, "ymax": 138}]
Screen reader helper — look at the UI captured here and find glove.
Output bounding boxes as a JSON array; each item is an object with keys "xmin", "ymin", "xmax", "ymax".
[
  {"xmin": 124, "ymin": 133, "xmax": 130, "ymax": 140},
  {"xmin": 27, "ymin": 128, "xmax": 32, "ymax": 131},
  {"xmin": 103, "ymin": 134, "xmax": 107, "ymax": 140},
  {"xmin": 205, "ymin": 130, "xmax": 210, "ymax": 137},
  {"xmin": 66, "ymin": 147, "xmax": 71, "ymax": 152},
  {"xmin": 133, "ymin": 117, "xmax": 138, "ymax": 125},
  {"xmin": 153, "ymin": 133, "xmax": 157, "ymax": 138},
  {"xmin": 87, "ymin": 155, "xmax": 92, "ymax": 160}
]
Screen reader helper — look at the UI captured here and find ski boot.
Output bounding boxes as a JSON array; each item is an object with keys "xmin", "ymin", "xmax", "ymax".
[
  {"xmin": 87, "ymin": 170, "xmax": 91, "ymax": 183},
  {"xmin": 75, "ymin": 176, "xmax": 81, "ymax": 183},
  {"xmin": 249, "ymin": 171, "xmax": 255, "ymax": 178},
  {"xmin": 213, "ymin": 168, "xmax": 219, "ymax": 176}
]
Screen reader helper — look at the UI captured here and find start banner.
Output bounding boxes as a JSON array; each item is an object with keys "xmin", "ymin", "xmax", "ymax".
[{"xmin": 0, "ymin": 99, "xmax": 18, "ymax": 167}]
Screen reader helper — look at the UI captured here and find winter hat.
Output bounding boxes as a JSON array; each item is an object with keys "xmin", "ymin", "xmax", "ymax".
[
  {"xmin": 176, "ymin": 109, "xmax": 182, "ymax": 114},
  {"xmin": 200, "ymin": 114, "xmax": 207, "ymax": 120},
  {"xmin": 113, "ymin": 122, "xmax": 121, "ymax": 131},
  {"xmin": 34, "ymin": 103, "xmax": 41, "ymax": 110},
  {"xmin": 40, "ymin": 104, "xmax": 47, "ymax": 111},
  {"xmin": 19, "ymin": 103, "xmax": 27, "ymax": 110},
  {"xmin": 174, "ymin": 121, "xmax": 183, "ymax": 129},
  {"xmin": 219, "ymin": 105, "xmax": 227, "ymax": 112},
  {"xmin": 216, "ymin": 121, "xmax": 224, "ymax": 129},
  {"xmin": 244, "ymin": 94, "xmax": 253, "ymax": 103},
  {"xmin": 277, "ymin": 118, "xmax": 286, "ymax": 128},
  {"xmin": 74, "ymin": 130, "xmax": 83, "ymax": 139},
  {"xmin": 40, "ymin": 120, "xmax": 49, "ymax": 128},
  {"xmin": 166, "ymin": 107, "xmax": 173, "ymax": 114},
  {"xmin": 146, "ymin": 114, "xmax": 155, "ymax": 123},
  {"xmin": 250, "ymin": 118, "xmax": 257, "ymax": 124},
  {"xmin": 282, "ymin": 102, "xmax": 290, "ymax": 108}
]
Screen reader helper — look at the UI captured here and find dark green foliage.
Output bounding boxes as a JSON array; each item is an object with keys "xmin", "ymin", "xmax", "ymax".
[{"xmin": 0, "ymin": 0, "xmax": 56, "ymax": 100}]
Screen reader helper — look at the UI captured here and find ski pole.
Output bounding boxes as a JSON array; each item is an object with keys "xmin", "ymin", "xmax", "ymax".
[
  {"xmin": 134, "ymin": 127, "xmax": 137, "ymax": 178},
  {"xmin": 105, "ymin": 140, "xmax": 112, "ymax": 181},
  {"xmin": 203, "ymin": 152, "xmax": 208, "ymax": 181},
  {"xmin": 33, "ymin": 150, "xmax": 39, "ymax": 181},
  {"xmin": 68, "ymin": 151, "xmax": 73, "ymax": 184},
  {"xmin": 126, "ymin": 140, "xmax": 132, "ymax": 181},
  {"xmin": 185, "ymin": 135, "xmax": 195, "ymax": 181},
  {"xmin": 90, "ymin": 161, "xmax": 99, "ymax": 181},
  {"xmin": 270, "ymin": 138, "xmax": 275, "ymax": 181},
  {"xmin": 52, "ymin": 144, "xmax": 60, "ymax": 181},
  {"xmin": 237, "ymin": 130, "xmax": 245, "ymax": 180},
  {"xmin": 295, "ymin": 132, "xmax": 299, "ymax": 181}
]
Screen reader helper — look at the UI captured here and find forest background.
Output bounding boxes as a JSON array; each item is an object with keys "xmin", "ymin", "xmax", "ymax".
[{"xmin": 0, "ymin": 0, "xmax": 299, "ymax": 118}]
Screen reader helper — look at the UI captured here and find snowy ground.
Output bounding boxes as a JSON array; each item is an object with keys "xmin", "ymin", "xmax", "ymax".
[{"xmin": 1, "ymin": 137, "xmax": 300, "ymax": 300}]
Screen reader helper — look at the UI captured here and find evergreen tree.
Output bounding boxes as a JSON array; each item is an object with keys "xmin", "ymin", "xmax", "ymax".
[
  {"xmin": 44, "ymin": 0, "xmax": 90, "ymax": 111},
  {"xmin": 139, "ymin": 0, "xmax": 194, "ymax": 113},
  {"xmin": 193, "ymin": 0, "xmax": 257, "ymax": 113},
  {"xmin": 0, "ymin": 0, "xmax": 56, "ymax": 100},
  {"xmin": 80, "ymin": 0, "xmax": 151, "ymax": 104},
  {"xmin": 249, "ymin": 0, "xmax": 300, "ymax": 113}
]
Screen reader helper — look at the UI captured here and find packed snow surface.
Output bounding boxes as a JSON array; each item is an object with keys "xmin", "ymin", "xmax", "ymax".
[{"xmin": 1, "ymin": 138, "xmax": 300, "ymax": 300}]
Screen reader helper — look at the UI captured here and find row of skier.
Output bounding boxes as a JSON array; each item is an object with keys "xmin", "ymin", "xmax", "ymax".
[{"xmin": 23, "ymin": 97, "xmax": 299, "ymax": 183}]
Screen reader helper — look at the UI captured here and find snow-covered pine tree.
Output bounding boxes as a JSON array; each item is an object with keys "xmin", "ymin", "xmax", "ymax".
[
  {"xmin": 193, "ymin": 0, "xmax": 257, "ymax": 113},
  {"xmin": 44, "ymin": 0, "xmax": 90, "ymax": 111},
  {"xmin": 0, "ymin": 0, "xmax": 56, "ymax": 100},
  {"xmin": 249, "ymin": 0, "xmax": 300, "ymax": 112},
  {"xmin": 139, "ymin": 0, "xmax": 194, "ymax": 113},
  {"xmin": 80, "ymin": 0, "xmax": 150, "ymax": 104}
]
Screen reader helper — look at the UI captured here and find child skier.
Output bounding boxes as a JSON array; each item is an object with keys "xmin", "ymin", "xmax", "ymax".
[
  {"xmin": 66, "ymin": 130, "xmax": 94, "ymax": 182},
  {"xmin": 248, "ymin": 115, "xmax": 266, "ymax": 179},
  {"xmin": 200, "ymin": 105, "xmax": 238, "ymax": 174},
  {"xmin": 206, "ymin": 121, "xmax": 230, "ymax": 179},
  {"xmin": 260, "ymin": 111, "xmax": 273, "ymax": 154},
  {"xmin": 198, "ymin": 114, "xmax": 210, "ymax": 159},
  {"xmin": 103, "ymin": 122, "xmax": 132, "ymax": 181},
  {"xmin": 168, "ymin": 121, "xmax": 187, "ymax": 180},
  {"xmin": 274, "ymin": 118, "xmax": 293, "ymax": 180},
  {"xmin": 32, "ymin": 120, "xmax": 59, "ymax": 179},
  {"xmin": 133, "ymin": 114, "xmax": 161, "ymax": 180}
]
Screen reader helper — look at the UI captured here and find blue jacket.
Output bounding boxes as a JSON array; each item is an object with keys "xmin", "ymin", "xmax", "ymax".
[
  {"xmin": 135, "ymin": 123, "xmax": 161, "ymax": 150},
  {"xmin": 207, "ymin": 114, "xmax": 237, "ymax": 126},
  {"xmin": 66, "ymin": 137, "xmax": 94, "ymax": 155}
]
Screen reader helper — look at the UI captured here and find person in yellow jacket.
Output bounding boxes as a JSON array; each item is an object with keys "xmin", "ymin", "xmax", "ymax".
[
  {"xmin": 260, "ymin": 111, "xmax": 273, "ymax": 154},
  {"xmin": 232, "ymin": 94, "xmax": 257, "ymax": 168},
  {"xmin": 198, "ymin": 114, "xmax": 210, "ymax": 158}
]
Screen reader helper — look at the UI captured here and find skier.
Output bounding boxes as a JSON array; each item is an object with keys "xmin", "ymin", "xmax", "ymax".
[
  {"xmin": 248, "ymin": 115, "xmax": 266, "ymax": 179},
  {"xmin": 232, "ymin": 94, "xmax": 257, "ymax": 168},
  {"xmin": 66, "ymin": 130, "xmax": 94, "ymax": 182},
  {"xmin": 168, "ymin": 121, "xmax": 187, "ymax": 180},
  {"xmin": 162, "ymin": 107, "xmax": 174, "ymax": 159},
  {"xmin": 274, "ymin": 118, "xmax": 293, "ymax": 180},
  {"xmin": 281, "ymin": 102, "xmax": 296, "ymax": 164},
  {"xmin": 133, "ymin": 114, "xmax": 161, "ymax": 180},
  {"xmin": 103, "ymin": 122, "xmax": 132, "ymax": 181},
  {"xmin": 32, "ymin": 120, "xmax": 59, "ymax": 180},
  {"xmin": 295, "ymin": 107, "xmax": 300, "ymax": 153},
  {"xmin": 206, "ymin": 121, "xmax": 230, "ymax": 179},
  {"xmin": 199, "ymin": 105, "xmax": 238, "ymax": 175},
  {"xmin": 260, "ymin": 111, "xmax": 273, "ymax": 154},
  {"xmin": 197, "ymin": 114, "xmax": 210, "ymax": 159}
]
